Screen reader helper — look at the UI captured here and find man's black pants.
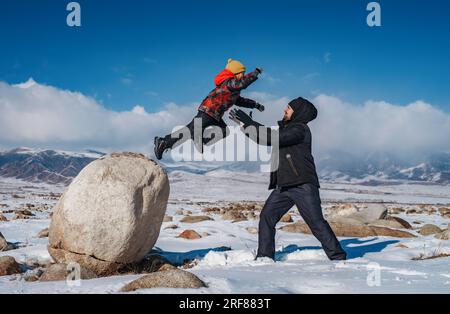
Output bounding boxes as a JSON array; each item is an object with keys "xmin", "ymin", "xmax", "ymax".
[
  {"xmin": 163, "ymin": 111, "xmax": 229, "ymax": 152},
  {"xmin": 258, "ymin": 183, "xmax": 347, "ymax": 260}
]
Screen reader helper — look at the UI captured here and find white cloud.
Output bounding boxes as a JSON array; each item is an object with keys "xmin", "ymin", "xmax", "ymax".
[
  {"xmin": 324, "ymin": 52, "xmax": 332, "ymax": 63},
  {"xmin": 0, "ymin": 79, "xmax": 196, "ymax": 153},
  {"xmin": 243, "ymin": 92, "xmax": 450, "ymax": 159},
  {"xmin": 311, "ymin": 95, "xmax": 450, "ymax": 157},
  {"xmin": 1, "ymin": 80, "xmax": 449, "ymax": 161}
]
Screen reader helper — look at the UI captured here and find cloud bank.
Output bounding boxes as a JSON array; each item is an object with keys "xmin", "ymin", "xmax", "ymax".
[
  {"xmin": 0, "ymin": 79, "xmax": 195, "ymax": 153},
  {"xmin": 246, "ymin": 92, "xmax": 450, "ymax": 159},
  {"xmin": 1, "ymin": 79, "xmax": 449, "ymax": 160}
]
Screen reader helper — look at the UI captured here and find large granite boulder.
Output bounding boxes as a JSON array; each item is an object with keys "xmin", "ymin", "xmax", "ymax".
[{"xmin": 48, "ymin": 152, "xmax": 170, "ymax": 276}]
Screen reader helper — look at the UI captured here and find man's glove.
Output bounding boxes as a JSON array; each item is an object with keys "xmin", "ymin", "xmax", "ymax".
[
  {"xmin": 229, "ymin": 109, "xmax": 254, "ymax": 128},
  {"xmin": 255, "ymin": 103, "xmax": 265, "ymax": 112},
  {"xmin": 255, "ymin": 67, "xmax": 264, "ymax": 75}
]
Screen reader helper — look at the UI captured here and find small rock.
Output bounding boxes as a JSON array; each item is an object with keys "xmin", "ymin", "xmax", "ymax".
[
  {"xmin": 158, "ymin": 263, "xmax": 177, "ymax": 272},
  {"xmin": 384, "ymin": 216, "xmax": 412, "ymax": 229},
  {"xmin": 353, "ymin": 204, "xmax": 388, "ymax": 222},
  {"xmin": 231, "ymin": 204, "xmax": 245, "ymax": 212},
  {"xmin": 175, "ymin": 210, "xmax": 184, "ymax": 215},
  {"xmin": 221, "ymin": 211, "xmax": 246, "ymax": 222},
  {"xmin": 435, "ymin": 229, "xmax": 450, "ymax": 241},
  {"xmin": 12, "ymin": 213, "xmax": 32, "ymax": 220},
  {"xmin": 40, "ymin": 263, "xmax": 98, "ymax": 282},
  {"xmin": 180, "ymin": 216, "xmax": 213, "ymax": 223},
  {"xmin": 280, "ymin": 214, "xmax": 293, "ymax": 223},
  {"xmin": 163, "ymin": 215, "xmax": 173, "ymax": 222},
  {"xmin": 119, "ymin": 255, "xmax": 174, "ymax": 274},
  {"xmin": 327, "ymin": 204, "xmax": 387, "ymax": 225},
  {"xmin": 281, "ymin": 221, "xmax": 416, "ymax": 238},
  {"xmin": 201, "ymin": 232, "xmax": 210, "ymax": 237},
  {"xmin": 395, "ymin": 244, "xmax": 409, "ymax": 249},
  {"xmin": 0, "ymin": 232, "xmax": 8, "ymax": 251},
  {"xmin": 245, "ymin": 212, "xmax": 257, "ymax": 220},
  {"xmin": 0, "ymin": 213, "xmax": 8, "ymax": 222},
  {"xmin": 370, "ymin": 216, "xmax": 412, "ymax": 230},
  {"xmin": 120, "ymin": 269, "xmax": 206, "ymax": 292},
  {"xmin": 328, "ymin": 216, "xmax": 366, "ymax": 226},
  {"xmin": 24, "ymin": 274, "xmax": 41, "ymax": 282},
  {"xmin": 370, "ymin": 219, "xmax": 407, "ymax": 230},
  {"xmin": 0, "ymin": 256, "xmax": 21, "ymax": 276},
  {"xmin": 419, "ymin": 224, "xmax": 442, "ymax": 236},
  {"xmin": 328, "ymin": 203, "xmax": 358, "ymax": 218},
  {"xmin": 254, "ymin": 204, "xmax": 263, "ymax": 211},
  {"xmin": 164, "ymin": 224, "xmax": 179, "ymax": 230},
  {"xmin": 15, "ymin": 209, "xmax": 34, "ymax": 216},
  {"xmin": 0, "ymin": 232, "xmax": 14, "ymax": 252},
  {"xmin": 202, "ymin": 207, "xmax": 221, "ymax": 214},
  {"xmin": 389, "ymin": 207, "xmax": 404, "ymax": 215},
  {"xmin": 438, "ymin": 207, "xmax": 449, "ymax": 215},
  {"xmin": 246, "ymin": 227, "xmax": 258, "ymax": 234},
  {"xmin": 182, "ymin": 259, "xmax": 200, "ymax": 269},
  {"xmin": 24, "ymin": 259, "xmax": 49, "ymax": 270},
  {"xmin": 406, "ymin": 209, "xmax": 417, "ymax": 215},
  {"xmin": 183, "ymin": 210, "xmax": 193, "ymax": 216},
  {"xmin": 36, "ymin": 228, "xmax": 49, "ymax": 238},
  {"xmin": 177, "ymin": 230, "xmax": 202, "ymax": 240}
]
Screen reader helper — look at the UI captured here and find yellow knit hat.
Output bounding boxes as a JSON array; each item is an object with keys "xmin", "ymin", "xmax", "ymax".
[{"xmin": 226, "ymin": 59, "xmax": 246, "ymax": 74}]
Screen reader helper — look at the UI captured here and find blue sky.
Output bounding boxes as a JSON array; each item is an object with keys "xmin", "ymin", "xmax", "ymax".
[{"xmin": 1, "ymin": 0, "xmax": 450, "ymax": 113}]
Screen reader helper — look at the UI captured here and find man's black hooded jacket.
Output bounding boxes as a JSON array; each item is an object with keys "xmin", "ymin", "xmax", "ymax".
[{"xmin": 243, "ymin": 97, "xmax": 320, "ymax": 190}]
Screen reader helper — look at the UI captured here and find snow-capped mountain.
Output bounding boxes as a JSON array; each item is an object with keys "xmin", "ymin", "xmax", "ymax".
[
  {"xmin": 0, "ymin": 147, "xmax": 105, "ymax": 185},
  {"xmin": 316, "ymin": 151, "xmax": 450, "ymax": 184},
  {"xmin": 0, "ymin": 148, "xmax": 449, "ymax": 185}
]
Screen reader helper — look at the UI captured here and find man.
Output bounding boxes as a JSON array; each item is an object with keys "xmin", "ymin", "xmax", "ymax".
[
  {"xmin": 154, "ymin": 59, "xmax": 265, "ymax": 160},
  {"xmin": 230, "ymin": 97, "xmax": 347, "ymax": 261}
]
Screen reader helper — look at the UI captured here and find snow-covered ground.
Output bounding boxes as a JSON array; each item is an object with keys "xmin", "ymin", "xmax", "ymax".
[{"xmin": 0, "ymin": 172, "xmax": 449, "ymax": 294}]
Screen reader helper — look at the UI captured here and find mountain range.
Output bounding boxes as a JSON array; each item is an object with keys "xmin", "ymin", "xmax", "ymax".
[{"xmin": 0, "ymin": 147, "xmax": 449, "ymax": 185}]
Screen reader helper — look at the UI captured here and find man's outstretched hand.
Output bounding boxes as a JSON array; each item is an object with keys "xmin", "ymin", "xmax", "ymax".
[
  {"xmin": 230, "ymin": 109, "xmax": 255, "ymax": 127},
  {"xmin": 255, "ymin": 103, "xmax": 265, "ymax": 112}
]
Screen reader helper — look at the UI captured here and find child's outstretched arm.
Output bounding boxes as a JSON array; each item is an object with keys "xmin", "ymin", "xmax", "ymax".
[
  {"xmin": 227, "ymin": 68, "xmax": 263, "ymax": 91},
  {"xmin": 235, "ymin": 97, "xmax": 265, "ymax": 112}
]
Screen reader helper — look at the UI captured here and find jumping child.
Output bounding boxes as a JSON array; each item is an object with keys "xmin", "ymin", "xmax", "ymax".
[{"xmin": 154, "ymin": 59, "xmax": 264, "ymax": 160}]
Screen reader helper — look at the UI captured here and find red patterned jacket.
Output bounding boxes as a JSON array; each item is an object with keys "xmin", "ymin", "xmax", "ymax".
[{"xmin": 198, "ymin": 69, "xmax": 260, "ymax": 121}]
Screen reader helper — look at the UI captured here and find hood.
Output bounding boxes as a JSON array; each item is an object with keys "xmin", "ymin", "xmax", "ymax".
[
  {"xmin": 288, "ymin": 97, "xmax": 318, "ymax": 124},
  {"xmin": 214, "ymin": 69, "xmax": 235, "ymax": 86}
]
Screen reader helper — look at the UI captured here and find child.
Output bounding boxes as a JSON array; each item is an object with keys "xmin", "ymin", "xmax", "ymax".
[{"xmin": 154, "ymin": 59, "xmax": 264, "ymax": 160}]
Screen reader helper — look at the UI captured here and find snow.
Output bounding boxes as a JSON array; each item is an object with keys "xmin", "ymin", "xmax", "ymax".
[
  {"xmin": 1, "ymin": 172, "xmax": 449, "ymax": 294},
  {"xmin": 0, "ymin": 147, "xmax": 104, "ymax": 159},
  {"xmin": 200, "ymin": 250, "xmax": 259, "ymax": 267}
]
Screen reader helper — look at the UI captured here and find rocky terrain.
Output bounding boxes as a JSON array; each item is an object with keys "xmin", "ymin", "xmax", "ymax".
[{"xmin": 0, "ymin": 166, "xmax": 449, "ymax": 293}]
